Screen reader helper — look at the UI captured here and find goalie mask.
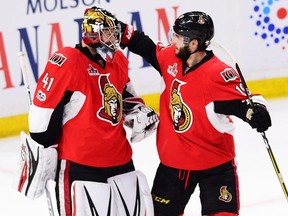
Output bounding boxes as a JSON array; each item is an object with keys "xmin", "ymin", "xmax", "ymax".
[
  {"xmin": 169, "ymin": 11, "xmax": 214, "ymax": 51},
  {"xmin": 82, "ymin": 6, "xmax": 121, "ymax": 51}
]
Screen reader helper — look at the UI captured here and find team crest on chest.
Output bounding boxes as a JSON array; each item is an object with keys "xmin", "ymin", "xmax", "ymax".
[
  {"xmin": 167, "ymin": 63, "xmax": 178, "ymax": 77},
  {"xmin": 170, "ymin": 79, "xmax": 192, "ymax": 132},
  {"xmin": 97, "ymin": 74, "xmax": 122, "ymax": 125}
]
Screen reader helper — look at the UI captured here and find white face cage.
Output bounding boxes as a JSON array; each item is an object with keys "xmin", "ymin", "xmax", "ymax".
[
  {"xmin": 89, "ymin": 22, "xmax": 121, "ymax": 51},
  {"xmin": 168, "ymin": 27, "xmax": 175, "ymax": 44}
]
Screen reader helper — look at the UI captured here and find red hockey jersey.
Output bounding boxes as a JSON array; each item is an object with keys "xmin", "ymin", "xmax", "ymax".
[
  {"xmin": 156, "ymin": 43, "xmax": 248, "ymax": 170},
  {"xmin": 29, "ymin": 46, "xmax": 132, "ymax": 167}
]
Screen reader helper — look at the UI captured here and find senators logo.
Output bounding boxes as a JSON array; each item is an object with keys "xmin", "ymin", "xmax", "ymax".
[
  {"xmin": 220, "ymin": 68, "xmax": 238, "ymax": 82},
  {"xmin": 97, "ymin": 74, "xmax": 122, "ymax": 125},
  {"xmin": 198, "ymin": 15, "xmax": 205, "ymax": 24},
  {"xmin": 170, "ymin": 79, "xmax": 192, "ymax": 132},
  {"xmin": 219, "ymin": 186, "xmax": 233, "ymax": 203},
  {"xmin": 49, "ymin": 53, "xmax": 67, "ymax": 66}
]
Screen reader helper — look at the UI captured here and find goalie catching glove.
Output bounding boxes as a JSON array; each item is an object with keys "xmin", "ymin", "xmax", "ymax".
[
  {"xmin": 13, "ymin": 131, "xmax": 57, "ymax": 199},
  {"xmin": 124, "ymin": 105, "xmax": 159, "ymax": 143}
]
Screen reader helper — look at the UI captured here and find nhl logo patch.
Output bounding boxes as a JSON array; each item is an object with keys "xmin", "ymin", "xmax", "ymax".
[{"xmin": 36, "ymin": 90, "xmax": 46, "ymax": 102}]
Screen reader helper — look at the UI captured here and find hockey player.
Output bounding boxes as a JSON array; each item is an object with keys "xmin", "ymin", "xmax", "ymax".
[
  {"xmin": 119, "ymin": 11, "xmax": 272, "ymax": 216},
  {"xmin": 14, "ymin": 6, "xmax": 158, "ymax": 216}
]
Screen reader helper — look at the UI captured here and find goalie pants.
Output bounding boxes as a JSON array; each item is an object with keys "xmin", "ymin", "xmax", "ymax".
[
  {"xmin": 151, "ymin": 160, "xmax": 239, "ymax": 216},
  {"xmin": 54, "ymin": 159, "xmax": 135, "ymax": 216}
]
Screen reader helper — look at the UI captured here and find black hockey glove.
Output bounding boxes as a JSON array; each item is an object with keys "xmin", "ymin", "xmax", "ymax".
[{"xmin": 247, "ymin": 103, "xmax": 272, "ymax": 132}]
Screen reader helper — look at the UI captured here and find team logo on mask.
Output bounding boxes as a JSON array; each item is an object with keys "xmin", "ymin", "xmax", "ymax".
[
  {"xmin": 219, "ymin": 186, "xmax": 233, "ymax": 203},
  {"xmin": 97, "ymin": 74, "xmax": 122, "ymax": 125},
  {"xmin": 170, "ymin": 79, "xmax": 192, "ymax": 132}
]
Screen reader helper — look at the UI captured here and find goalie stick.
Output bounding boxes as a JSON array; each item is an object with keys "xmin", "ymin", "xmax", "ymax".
[
  {"xmin": 17, "ymin": 52, "xmax": 32, "ymax": 106},
  {"xmin": 17, "ymin": 51, "xmax": 56, "ymax": 216},
  {"xmin": 210, "ymin": 41, "xmax": 288, "ymax": 202}
]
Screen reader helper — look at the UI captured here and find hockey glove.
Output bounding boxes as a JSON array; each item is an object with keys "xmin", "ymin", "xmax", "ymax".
[
  {"xmin": 119, "ymin": 21, "xmax": 134, "ymax": 47},
  {"xmin": 13, "ymin": 131, "xmax": 58, "ymax": 199},
  {"xmin": 124, "ymin": 105, "xmax": 159, "ymax": 143},
  {"xmin": 246, "ymin": 103, "xmax": 272, "ymax": 132}
]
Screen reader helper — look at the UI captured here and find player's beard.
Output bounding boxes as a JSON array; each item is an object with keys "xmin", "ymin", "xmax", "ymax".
[{"xmin": 175, "ymin": 46, "xmax": 191, "ymax": 62}]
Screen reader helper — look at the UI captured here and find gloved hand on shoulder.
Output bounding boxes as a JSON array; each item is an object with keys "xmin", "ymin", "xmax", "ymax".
[
  {"xmin": 119, "ymin": 21, "xmax": 134, "ymax": 46},
  {"xmin": 124, "ymin": 104, "xmax": 159, "ymax": 143}
]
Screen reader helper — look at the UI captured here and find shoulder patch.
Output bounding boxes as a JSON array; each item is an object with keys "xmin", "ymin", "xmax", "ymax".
[
  {"xmin": 220, "ymin": 68, "xmax": 238, "ymax": 82},
  {"xmin": 49, "ymin": 53, "xmax": 67, "ymax": 66}
]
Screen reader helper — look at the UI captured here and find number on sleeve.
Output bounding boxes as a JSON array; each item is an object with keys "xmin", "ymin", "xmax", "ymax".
[{"xmin": 42, "ymin": 73, "xmax": 55, "ymax": 92}]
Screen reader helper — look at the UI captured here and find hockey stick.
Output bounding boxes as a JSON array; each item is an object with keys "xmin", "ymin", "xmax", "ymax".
[
  {"xmin": 211, "ymin": 41, "xmax": 288, "ymax": 202},
  {"xmin": 17, "ymin": 52, "xmax": 32, "ymax": 106},
  {"xmin": 17, "ymin": 51, "xmax": 56, "ymax": 216}
]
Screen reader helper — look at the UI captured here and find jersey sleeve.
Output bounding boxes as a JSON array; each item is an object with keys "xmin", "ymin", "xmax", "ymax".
[
  {"xmin": 126, "ymin": 30, "xmax": 161, "ymax": 72},
  {"xmin": 122, "ymin": 78, "xmax": 145, "ymax": 112},
  {"xmin": 33, "ymin": 49, "xmax": 77, "ymax": 108},
  {"xmin": 207, "ymin": 65, "xmax": 248, "ymax": 102},
  {"xmin": 29, "ymin": 48, "xmax": 78, "ymax": 146}
]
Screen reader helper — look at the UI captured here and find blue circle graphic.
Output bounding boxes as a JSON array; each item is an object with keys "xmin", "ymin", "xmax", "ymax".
[{"xmin": 251, "ymin": 0, "xmax": 288, "ymax": 50}]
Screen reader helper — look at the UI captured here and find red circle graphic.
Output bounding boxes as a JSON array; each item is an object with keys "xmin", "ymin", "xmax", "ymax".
[{"xmin": 277, "ymin": 8, "xmax": 287, "ymax": 19}]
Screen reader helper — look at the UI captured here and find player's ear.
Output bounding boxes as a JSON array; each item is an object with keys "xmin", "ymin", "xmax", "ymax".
[{"xmin": 189, "ymin": 39, "xmax": 199, "ymax": 52}]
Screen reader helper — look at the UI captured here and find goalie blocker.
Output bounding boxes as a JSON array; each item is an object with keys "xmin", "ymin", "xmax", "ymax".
[{"xmin": 12, "ymin": 131, "xmax": 57, "ymax": 199}]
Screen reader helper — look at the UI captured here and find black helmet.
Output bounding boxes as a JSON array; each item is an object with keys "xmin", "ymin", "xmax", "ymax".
[{"xmin": 173, "ymin": 11, "xmax": 214, "ymax": 50}]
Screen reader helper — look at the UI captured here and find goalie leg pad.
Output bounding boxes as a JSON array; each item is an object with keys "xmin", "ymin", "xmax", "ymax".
[
  {"xmin": 71, "ymin": 181, "xmax": 116, "ymax": 216},
  {"xmin": 108, "ymin": 170, "xmax": 154, "ymax": 216},
  {"xmin": 12, "ymin": 131, "xmax": 57, "ymax": 199}
]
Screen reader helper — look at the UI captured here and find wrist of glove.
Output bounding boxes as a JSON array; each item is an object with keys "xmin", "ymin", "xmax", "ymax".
[
  {"xmin": 246, "ymin": 103, "xmax": 272, "ymax": 132},
  {"xmin": 119, "ymin": 21, "xmax": 134, "ymax": 46}
]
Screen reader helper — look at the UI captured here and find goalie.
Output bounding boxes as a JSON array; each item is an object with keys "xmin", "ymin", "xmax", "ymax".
[{"xmin": 14, "ymin": 6, "xmax": 158, "ymax": 216}]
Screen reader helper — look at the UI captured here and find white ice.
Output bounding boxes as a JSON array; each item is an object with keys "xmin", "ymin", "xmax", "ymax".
[{"xmin": 1, "ymin": 98, "xmax": 288, "ymax": 215}]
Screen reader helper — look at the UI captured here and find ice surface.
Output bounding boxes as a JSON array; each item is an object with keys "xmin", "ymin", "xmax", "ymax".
[{"xmin": 1, "ymin": 98, "xmax": 288, "ymax": 215}]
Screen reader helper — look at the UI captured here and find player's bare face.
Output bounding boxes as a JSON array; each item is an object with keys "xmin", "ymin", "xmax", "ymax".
[
  {"xmin": 101, "ymin": 28, "xmax": 119, "ymax": 49},
  {"xmin": 171, "ymin": 33, "xmax": 186, "ymax": 58}
]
